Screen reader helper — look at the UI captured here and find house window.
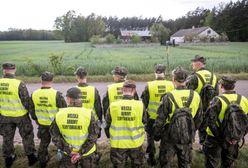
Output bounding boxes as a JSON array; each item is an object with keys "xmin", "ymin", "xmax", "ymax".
[{"xmin": 207, "ymin": 30, "xmax": 211, "ymax": 34}]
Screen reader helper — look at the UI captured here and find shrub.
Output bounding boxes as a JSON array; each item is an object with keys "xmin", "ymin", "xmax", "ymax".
[
  {"xmin": 105, "ymin": 34, "xmax": 116, "ymax": 44},
  {"xmin": 49, "ymin": 52, "xmax": 64, "ymax": 75},
  {"xmin": 131, "ymin": 35, "xmax": 141, "ymax": 44}
]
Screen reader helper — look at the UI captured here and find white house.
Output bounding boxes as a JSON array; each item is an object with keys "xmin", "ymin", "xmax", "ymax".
[{"xmin": 170, "ymin": 26, "xmax": 220, "ymax": 44}]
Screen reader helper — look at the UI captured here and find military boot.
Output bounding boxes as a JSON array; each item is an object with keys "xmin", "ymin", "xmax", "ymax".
[
  {"xmin": 27, "ymin": 154, "xmax": 38, "ymax": 166},
  {"xmin": 5, "ymin": 154, "xmax": 16, "ymax": 168}
]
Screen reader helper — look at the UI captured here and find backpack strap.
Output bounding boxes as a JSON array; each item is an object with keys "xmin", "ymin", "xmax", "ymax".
[
  {"xmin": 167, "ymin": 93, "xmax": 179, "ymax": 109},
  {"xmin": 186, "ymin": 90, "xmax": 194, "ymax": 108},
  {"xmin": 167, "ymin": 90, "xmax": 194, "ymax": 108},
  {"xmin": 209, "ymin": 72, "xmax": 214, "ymax": 85},
  {"xmin": 219, "ymin": 95, "xmax": 230, "ymax": 105},
  {"xmin": 237, "ymin": 94, "xmax": 242, "ymax": 105},
  {"xmin": 195, "ymin": 73, "xmax": 206, "ymax": 86},
  {"xmin": 219, "ymin": 94, "xmax": 242, "ymax": 105}
]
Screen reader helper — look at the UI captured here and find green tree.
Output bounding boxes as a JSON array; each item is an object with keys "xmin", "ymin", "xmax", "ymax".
[
  {"xmin": 150, "ymin": 23, "xmax": 171, "ymax": 43},
  {"xmin": 204, "ymin": 11, "xmax": 214, "ymax": 27}
]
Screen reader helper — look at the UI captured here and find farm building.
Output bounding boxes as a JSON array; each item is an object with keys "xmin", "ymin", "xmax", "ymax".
[
  {"xmin": 170, "ymin": 26, "xmax": 220, "ymax": 44},
  {"xmin": 120, "ymin": 28, "xmax": 151, "ymax": 41}
]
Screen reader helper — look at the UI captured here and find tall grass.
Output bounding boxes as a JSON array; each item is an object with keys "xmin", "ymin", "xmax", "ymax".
[{"xmin": 0, "ymin": 41, "xmax": 248, "ymax": 77}]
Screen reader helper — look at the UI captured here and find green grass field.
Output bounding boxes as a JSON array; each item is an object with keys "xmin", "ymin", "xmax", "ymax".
[
  {"xmin": 0, "ymin": 144, "xmax": 248, "ymax": 168},
  {"xmin": 0, "ymin": 41, "xmax": 248, "ymax": 78}
]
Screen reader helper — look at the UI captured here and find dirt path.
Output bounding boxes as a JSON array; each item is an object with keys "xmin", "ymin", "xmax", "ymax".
[{"xmin": 0, "ymin": 81, "xmax": 247, "ymax": 145}]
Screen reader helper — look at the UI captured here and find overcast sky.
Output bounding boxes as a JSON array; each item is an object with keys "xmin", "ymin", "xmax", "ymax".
[{"xmin": 0, "ymin": 0, "xmax": 237, "ymax": 31}]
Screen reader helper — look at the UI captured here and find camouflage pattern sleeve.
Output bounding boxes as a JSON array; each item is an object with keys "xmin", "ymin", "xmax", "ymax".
[
  {"xmin": 141, "ymin": 85, "xmax": 149, "ymax": 109},
  {"xmin": 50, "ymin": 120, "xmax": 71, "ymax": 154},
  {"xmin": 104, "ymin": 108, "xmax": 112, "ymax": 138},
  {"xmin": 193, "ymin": 99, "xmax": 203, "ymax": 130},
  {"xmin": 19, "ymin": 81, "xmax": 30, "ymax": 110},
  {"xmin": 186, "ymin": 74, "xmax": 198, "ymax": 91},
  {"xmin": 94, "ymin": 88, "xmax": 103, "ymax": 121},
  {"xmin": 29, "ymin": 94, "xmax": 37, "ymax": 120},
  {"xmin": 153, "ymin": 95, "xmax": 172, "ymax": 141},
  {"xmin": 142, "ymin": 104, "xmax": 147, "ymax": 125},
  {"xmin": 102, "ymin": 91, "xmax": 109, "ymax": 118},
  {"xmin": 207, "ymin": 97, "xmax": 222, "ymax": 139},
  {"xmin": 80, "ymin": 115, "xmax": 98, "ymax": 155},
  {"xmin": 56, "ymin": 91, "xmax": 67, "ymax": 108}
]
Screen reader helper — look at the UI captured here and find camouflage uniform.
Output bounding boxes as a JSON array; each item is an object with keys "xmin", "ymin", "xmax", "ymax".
[
  {"xmin": 50, "ymin": 113, "xmax": 98, "ymax": 168},
  {"xmin": 186, "ymin": 56, "xmax": 218, "ymax": 144},
  {"xmin": 50, "ymin": 87, "xmax": 99, "ymax": 168},
  {"xmin": 0, "ymin": 71, "xmax": 37, "ymax": 167},
  {"xmin": 105, "ymin": 94, "xmax": 147, "ymax": 168},
  {"xmin": 204, "ymin": 76, "xmax": 248, "ymax": 168},
  {"xmin": 30, "ymin": 85, "xmax": 67, "ymax": 166},
  {"xmin": 154, "ymin": 67, "xmax": 203, "ymax": 168}
]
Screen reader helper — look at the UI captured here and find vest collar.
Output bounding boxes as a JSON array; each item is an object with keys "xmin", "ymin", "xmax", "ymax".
[
  {"xmin": 175, "ymin": 86, "xmax": 187, "ymax": 90},
  {"xmin": 41, "ymin": 87, "xmax": 52, "ymax": 89},
  {"xmin": 223, "ymin": 91, "xmax": 236, "ymax": 94},
  {"xmin": 123, "ymin": 95, "xmax": 134, "ymax": 100},
  {"xmin": 3, "ymin": 74, "xmax": 15, "ymax": 78},
  {"xmin": 78, "ymin": 83, "xmax": 88, "ymax": 87}
]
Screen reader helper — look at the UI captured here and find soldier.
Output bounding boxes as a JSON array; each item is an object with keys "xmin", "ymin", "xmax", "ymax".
[
  {"xmin": 141, "ymin": 64, "xmax": 174, "ymax": 166},
  {"xmin": 50, "ymin": 87, "xmax": 98, "ymax": 168},
  {"xmin": 186, "ymin": 55, "xmax": 218, "ymax": 146},
  {"xmin": 74, "ymin": 67, "xmax": 102, "ymax": 137},
  {"xmin": 105, "ymin": 80, "xmax": 147, "ymax": 168},
  {"xmin": 29, "ymin": 71, "xmax": 67, "ymax": 168},
  {"xmin": 154, "ymin": 66, "xmax": 203, "ymax": 168},
  {"xmin": 204, "ymin": 76, "xmax": 248, "ymax": 168},
  {"xmin": 102, "ymin": 66, "xmax": 139, "ymax": 117},
  {"xmin": 0, "ymin": 63, "xmax": 37, "ymax": 168}
]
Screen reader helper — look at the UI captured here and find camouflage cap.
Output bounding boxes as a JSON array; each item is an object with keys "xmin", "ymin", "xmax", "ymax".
[
  {"xmin": 154, "ymin": 64, "xmax": 166, "ymax": 74},
  {"xmin": 66, "ymin": 87, "xmax": 82, "ymax": 99},
  {"xmin": 123, "ymin": 80, "xmax": 136, "ymax": 88},
  {"xmin": 2, "ymin": 63, "xmax": 16, "ymax": 69},
  {"xmin": 191, "ymin": 55, "xmax": 206, "ymax": 64},
  {"xmin": 41, "ymin": 71, "xmax": 54, "ymax": 81},
  {"xmin": 74, "ymin": 67, "xmax": 87, "ymax": 78},
  {"xmin": 111, "ymin": 66, "xmax": 128, "ymax": 76},
  {"xmin": 219, "ymin": 75, "xmax": 236, "ymax": 85},
  {"xmin": 172, "ymin": 66, "xmax": 188, "ymax": 82}
]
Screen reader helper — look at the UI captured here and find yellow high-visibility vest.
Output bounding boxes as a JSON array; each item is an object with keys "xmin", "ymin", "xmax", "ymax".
[
  {"xmin": 108, "ymin": 82, "xmax": 124, "ymax": 104},
  {"xmin": 109, "ymin": 99, "xmax": 145, "ymax": 148},
  {"xmin": 166, "ymin": 89, "xmax": 201, "ymax": 124},
  {"xmin": 206, "ymin": 94, "xmax": 248, "ymax": 136},
  {"xmin": 147, "ymin": 80, "xmax": 174, "ymax": 119},
  {"xmin": 77, "ymin": 86, "xmax": 98, "ymax": 120},
  {"xmin": 56, "ymin": 107, "xmax": 96, "ymax": 156},
  {"xmin": 195, "ymin": 70, "xmax": 217, "ymax": 93},
  {"xmin": 0, "ymin": 78, "xmax": 28, "ymax": 117},
  {"xmin": 32, "ymin": 88, "xmax": 58, "ymax": 126}
]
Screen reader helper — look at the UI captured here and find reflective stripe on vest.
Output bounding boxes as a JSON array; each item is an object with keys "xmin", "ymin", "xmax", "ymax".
[
  {"xmin": 108, "ymin": 82, "xmax": 124, "ymax": 104},
  {"xmin": 195, "ymin": 70, "xmax": 217, "ymax": 93},
  {"xmin": 109, "ymin": 99, "xmax": 145, "ymax": 148},
  {"xmin": 32, "ymin": 88, "xmax": 58, "ymax": 126},
  {"xmin": 56, "ymin": 107, "xmax": 96, "ymax": 156},
  {"xmin": 206, "ymin": 94, "xmax": 248, "ymax": 136},
  {"xmin": 166, "ymin": 89, "xmax": 201, "ymax": 124},
  {"xmin": 0, "ymin": 78, "xmax": 28, "ymax": 117},
  {"xmin": 147, "ymin": 80, "xmax": 175, "ymax": 119},
  {"xmin": 77, "ymin": 86, "xmax": 98, "ymax": 120}
]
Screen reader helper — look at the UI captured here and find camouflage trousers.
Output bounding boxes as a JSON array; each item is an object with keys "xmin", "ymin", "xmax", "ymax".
[
  {"xmin": 110, "ymin": 146, "xmax": 145, "ymax": 168},
  {"xmin": 58, "ymin": 152, "xmax": 97, "ymax": 168},
  {"xmin": 203, "ymin": 136, "xmax": 239, "ymax": 168},
  {"xmin": 159, "ymin": 142, "xmax": 192, "ymax": 168},
  {"xmin": 37, "ymin": 126, "xmax": 51, "ymax": 164},
  {"xmin": 146, "ymin": 120, "xmax": 156, "ymax": 157},
  {"xmin": 1, "ymin": 115, "xmax": 36, "ymax": 158}
]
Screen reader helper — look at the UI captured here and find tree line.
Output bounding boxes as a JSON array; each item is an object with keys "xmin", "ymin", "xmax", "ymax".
[{"xmin": 1, "ymin": 0, "xmax": 247, "ymax": 42}]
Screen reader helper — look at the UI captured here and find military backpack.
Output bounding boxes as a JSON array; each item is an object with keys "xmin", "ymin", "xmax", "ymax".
[
  {"xmin": 219, "ymin": 95, "xmax": 248, "ymax": 146},
  {"xmin": 167, "ymin": 90, "xmax": 195, "ymax": 144}
]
